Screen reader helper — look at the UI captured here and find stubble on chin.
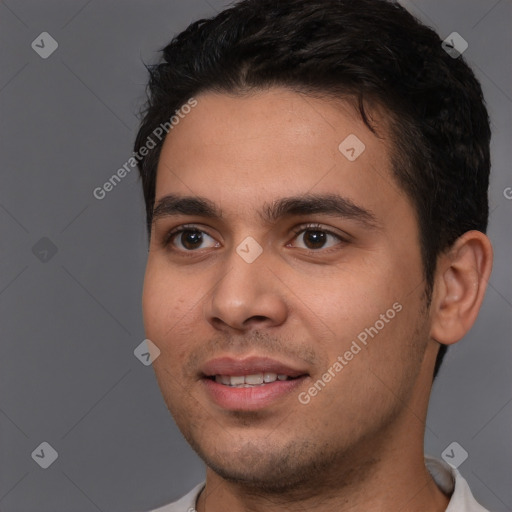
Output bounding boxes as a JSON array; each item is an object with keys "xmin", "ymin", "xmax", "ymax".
[{"xmin": 181, "ymin": 422, "xmax": 380, "ymax": 501}]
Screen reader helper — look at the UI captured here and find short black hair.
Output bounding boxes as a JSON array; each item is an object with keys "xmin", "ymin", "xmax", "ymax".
[{"xmin": 134, "ymin": 0, "xmax": 491, "ymax": 379}]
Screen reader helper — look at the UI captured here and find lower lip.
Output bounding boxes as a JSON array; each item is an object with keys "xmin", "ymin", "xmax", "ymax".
[{"xmin": 202, "ymin": 377, "xmax": 307, "ymax": 411}]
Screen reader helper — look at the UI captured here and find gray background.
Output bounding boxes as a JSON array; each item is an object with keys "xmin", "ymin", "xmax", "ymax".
[{"xmin": 0, "ymin": 0, "xmax": 510, "ymax": 511}]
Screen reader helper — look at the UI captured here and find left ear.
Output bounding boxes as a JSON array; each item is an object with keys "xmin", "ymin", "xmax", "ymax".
[{"xmin": 430, "ymin": 230, "xmax": 493, "ymax": 345}]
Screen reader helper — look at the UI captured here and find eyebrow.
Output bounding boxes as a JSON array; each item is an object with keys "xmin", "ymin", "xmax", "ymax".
[{"xmin": 152, "ymin": 193, "xmax": 380, "ymax": 229}]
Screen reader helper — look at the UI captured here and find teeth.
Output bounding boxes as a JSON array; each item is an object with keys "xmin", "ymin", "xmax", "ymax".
[
  {"xmin": 245, "ymin": 374, "xmax": 264, "ymax": 385},
  {"xmin": 214, "ymin": 375, "xmax": 231, "ymax": 385},
  {"xmin": 230, "ymin": 375, "xmax": 245, "ymax": 386},
  {"xmin": 214, "ymin": 373, "xmax": 289, "ymax": 387}
]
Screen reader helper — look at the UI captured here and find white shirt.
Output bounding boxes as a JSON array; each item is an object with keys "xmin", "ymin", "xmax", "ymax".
[{"xmin": 148, "ymin": 456, "xmax": 490, "ymax": 512}]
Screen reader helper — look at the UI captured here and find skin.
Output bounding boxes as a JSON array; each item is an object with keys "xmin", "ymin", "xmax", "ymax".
[{"xmin": 142, "ymin": 88, "xmax": 493, "ymax": 512}]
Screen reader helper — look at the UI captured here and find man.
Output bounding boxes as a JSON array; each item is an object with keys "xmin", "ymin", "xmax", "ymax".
[{"xmin": 134, "ymin": 0, "xmax": 493, "ymax": 510}]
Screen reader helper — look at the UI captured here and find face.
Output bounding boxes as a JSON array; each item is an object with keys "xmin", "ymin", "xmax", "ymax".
[{"xmin": 142, "ymin": 88, "xmax": 434, "ymax": 491}]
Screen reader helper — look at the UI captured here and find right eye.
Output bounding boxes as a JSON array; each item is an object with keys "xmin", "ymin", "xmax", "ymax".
[{"xmin": 163, "ymin": 225, "xmax": 220, "ymax": 252}]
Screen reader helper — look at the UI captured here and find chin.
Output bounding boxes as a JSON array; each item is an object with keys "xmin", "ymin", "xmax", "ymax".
[
  {"xmin": 185, "ymin": 432, "xmax": 344, "ymax": 494},
  {"xmin": 205, "ymin": 455, "xmax": 313, "ymax": 492}
]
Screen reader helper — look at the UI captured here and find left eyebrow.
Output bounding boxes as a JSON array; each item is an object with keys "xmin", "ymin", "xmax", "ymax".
[
  {"xmin": 152, "ymin": 192, "xmax": 381, "ymax": 230},
  {"xmin": 260, "ymin": 193, "xmax": 381, "ymax": 229}
]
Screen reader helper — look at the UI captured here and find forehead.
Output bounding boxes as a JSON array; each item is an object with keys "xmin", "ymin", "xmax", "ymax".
[{"xmin": 154, "ymin": 88, "xmax": 403, "ymax": 223}]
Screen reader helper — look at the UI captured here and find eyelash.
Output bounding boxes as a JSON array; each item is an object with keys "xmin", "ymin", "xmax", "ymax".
[{"xmin": 162, "ymin": 223, "xmax": 347, "ymax": 254}]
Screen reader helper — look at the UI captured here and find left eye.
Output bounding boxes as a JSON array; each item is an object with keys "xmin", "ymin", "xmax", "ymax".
[{"xmin": 289, "ymin": 225, "xmax": 345, "ymax": 251}]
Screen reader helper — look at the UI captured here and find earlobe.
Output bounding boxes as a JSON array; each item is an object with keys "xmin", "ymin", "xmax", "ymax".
[{"xmin": 429, "ymin": 230, "xmax": 493, "ymax": 345}]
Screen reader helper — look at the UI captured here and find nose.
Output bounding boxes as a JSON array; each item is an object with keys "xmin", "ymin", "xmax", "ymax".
[{"xmin": 204, "ymin": 244, "xmax": 288, "ymax": 332}]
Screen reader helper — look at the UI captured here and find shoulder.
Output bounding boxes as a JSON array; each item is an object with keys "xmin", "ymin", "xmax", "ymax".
[{"xmin": 425, "ymin": 456, "xmax": 491, "ymax": 512}]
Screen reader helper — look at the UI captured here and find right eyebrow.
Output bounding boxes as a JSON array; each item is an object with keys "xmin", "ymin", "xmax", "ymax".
[{"xmin": 152, "ymin": 195, "xmax": 221, "ymax": 222}]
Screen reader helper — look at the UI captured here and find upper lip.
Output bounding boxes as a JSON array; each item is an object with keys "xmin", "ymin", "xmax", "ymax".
[{"xmin": 200, "ymin": 356, "xmax": 309, "ymax": 378}]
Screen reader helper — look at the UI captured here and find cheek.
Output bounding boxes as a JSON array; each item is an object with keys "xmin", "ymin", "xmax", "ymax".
[
  {"xmin": 303, "ymin": 261, "xmax": 420, "ymax": 367},
  {"xmin": 303, "ymin": 267, "xmax": 393, "ymax": 328},
  {"xmin": 142, "ymin": 263, "xmax": 190, "ymax": 351},
  {"xmin": 142, "ymin": 266, "xmax": 166, "ymax": 338}
]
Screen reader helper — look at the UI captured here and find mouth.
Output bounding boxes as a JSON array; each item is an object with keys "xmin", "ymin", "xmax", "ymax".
[
  {"xmin": 207, "ymin": 372, "xmax": 301, "ymax": 387},
  {"xmin": 200, "ymin": 356, "xmax": 309, "ymax": 410}
]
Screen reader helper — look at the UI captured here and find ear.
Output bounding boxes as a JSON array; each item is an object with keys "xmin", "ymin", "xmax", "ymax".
[{"xmin": 430, "ymin": 230, "xmax": 493, "ymax": 345}]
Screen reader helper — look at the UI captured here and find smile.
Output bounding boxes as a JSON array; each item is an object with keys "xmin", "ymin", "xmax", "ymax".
[{"xmin": 212, "ymin": 373, "xmax": 297, "ymax": 387}]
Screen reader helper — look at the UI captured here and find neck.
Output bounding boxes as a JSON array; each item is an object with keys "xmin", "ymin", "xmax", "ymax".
[{"xmin": 196, "ymin": 432, "xmax": 449, "ymax": 512}]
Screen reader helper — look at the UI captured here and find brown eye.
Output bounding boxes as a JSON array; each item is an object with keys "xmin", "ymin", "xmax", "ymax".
[
  {"xmin": 164, "ymin": 226, "xmax": 219, "ymax": 251},
  {"xmin": 301, "ymin": 230, "xmax": 329, "ymax": 250},
  {"xmin": 177, "ymin": 230, "xmax": 204, "ymax": 250},
  {"xmin": 290, "ymin": 224, "xmax": 346, "ymax": 251}
]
